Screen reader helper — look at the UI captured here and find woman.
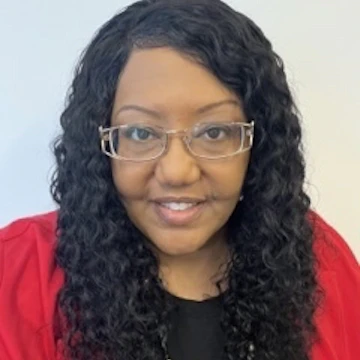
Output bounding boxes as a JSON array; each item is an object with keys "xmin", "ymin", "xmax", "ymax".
[{"xmin": 0, "ymin": 0, "xmax": 359, "ymax": 359}]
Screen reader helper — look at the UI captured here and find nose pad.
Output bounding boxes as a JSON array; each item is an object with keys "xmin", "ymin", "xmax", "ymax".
[{"xmin": 163, "ymin": 132, "xmax": 191, "ymax": 155}]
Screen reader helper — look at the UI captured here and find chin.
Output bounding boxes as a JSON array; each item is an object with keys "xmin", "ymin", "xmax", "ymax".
[
  {"xmin": 151, "ymin": 238, "xmax": 206, "ymax": 257},
  {"xmin": 163, "ymin": 247, "xmax": 199, "ymax": 257}
]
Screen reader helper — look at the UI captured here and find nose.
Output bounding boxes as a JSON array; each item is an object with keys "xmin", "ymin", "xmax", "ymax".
[{"xmin": 155, "ymin": 136, "xmax": 201, "ymax": 188}]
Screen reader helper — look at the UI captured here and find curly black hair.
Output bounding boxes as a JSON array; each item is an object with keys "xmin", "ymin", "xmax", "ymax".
[{"xmin": 50, "ymin": 0, "xmax": 324, "ymax": 359}]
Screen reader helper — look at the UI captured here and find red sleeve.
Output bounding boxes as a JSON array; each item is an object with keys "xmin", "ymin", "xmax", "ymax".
[
  {"xmin": 0, "ymin": 212, "xmax": 63, "ymax": 360},
  {"xmin": 310, "ymin": 212, "xmax": 360, "ymax": 360}
]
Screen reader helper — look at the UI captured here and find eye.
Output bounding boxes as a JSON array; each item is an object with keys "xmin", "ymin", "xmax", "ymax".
[
  {"xmin": 124, "ymin": 126, "xmax": 156, "ymax": 141},
  {"xmin": 205, "ymin": 127, "xmax": 224, "ymax": 139},
  {"xmin": 196, "ymin": 124, "xmax": 231, "ymax": 140}
]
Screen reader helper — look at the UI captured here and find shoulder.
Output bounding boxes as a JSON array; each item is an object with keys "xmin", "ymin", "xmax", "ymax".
[
  {"xmin": 309, "ymin": 210, "xmax": 359, "ymax": 271},
  {"xmin": 0, "ymin": 209, "xmax": 62, "ymax": 297},
  {"xmin": 0, "ymin": 211, "xmax": 60, "ymax": 288},
  {"xmin": 0, "ymin": 211, "xmax": 64, "ymax": 360},
  {"xmin": 0, "ymin": 210, "xmax": 58, "ymax": 243},
  {"xmin": 308, "ymin": 211, "xmax": 360, "ymax": 360}
]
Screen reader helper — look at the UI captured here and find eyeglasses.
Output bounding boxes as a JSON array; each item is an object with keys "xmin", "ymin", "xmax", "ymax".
[{"xmin": 99, "ymin": 121, "xmax": 254, "ymax": 162}]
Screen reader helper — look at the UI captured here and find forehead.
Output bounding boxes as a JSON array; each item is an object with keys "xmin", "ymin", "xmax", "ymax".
[{"xmin": 111, "ymin": 47, "xmax": 244, "ymax": 122}]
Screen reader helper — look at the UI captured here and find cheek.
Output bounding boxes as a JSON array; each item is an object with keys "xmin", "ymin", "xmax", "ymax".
[
  {"xmin": 111, "ymin": 161, "xmax": 153, "ymax": 200},
  {"xmin": 205, "ymin": 155, "xmax": 250, "ymax": 199}
]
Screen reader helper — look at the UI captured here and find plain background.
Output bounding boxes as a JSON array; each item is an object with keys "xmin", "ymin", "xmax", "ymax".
[{"xmin": 0, "ymin": 0, "xmax": 359, "ymax": 259}]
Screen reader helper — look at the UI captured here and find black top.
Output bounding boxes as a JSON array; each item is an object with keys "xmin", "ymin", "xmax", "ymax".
[{"xmin": 167, "ymin": 293, "xmax": 225, "ymax": 360}]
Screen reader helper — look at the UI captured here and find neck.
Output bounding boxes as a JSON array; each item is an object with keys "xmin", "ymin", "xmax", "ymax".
[{"xmin": 156, "ymin": 236, "xmax": 230, "ymax": 301}]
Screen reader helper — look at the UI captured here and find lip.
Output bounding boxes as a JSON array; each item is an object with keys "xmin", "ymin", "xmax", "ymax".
[
  {"xmin": 152, "ymin": 196, "xmax": 206, "ymax": 203},
  {"xmin": 152, "ymin": 201, "xmax": 206, "ymax": 226}
]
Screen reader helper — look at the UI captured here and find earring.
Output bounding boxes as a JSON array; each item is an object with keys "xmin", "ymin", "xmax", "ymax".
[{"xmin": 239, "ymin": 194, "xmax": 244, "ymax": 202}]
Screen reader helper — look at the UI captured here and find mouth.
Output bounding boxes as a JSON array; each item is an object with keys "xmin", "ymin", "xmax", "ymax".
[{"xmin": 152, "ymin": 199, "xmax": 206, "ymax": 226}]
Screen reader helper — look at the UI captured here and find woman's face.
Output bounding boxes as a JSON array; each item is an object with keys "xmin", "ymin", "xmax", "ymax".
[{"xmin": 110, "ymin": 47, "xmax": 250, "ymax": 257}]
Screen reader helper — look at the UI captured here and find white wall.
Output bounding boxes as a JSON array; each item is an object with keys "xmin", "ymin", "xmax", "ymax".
[{"xmin": 0, "ymin": 0, "xmax": 359, "ymax": 259}]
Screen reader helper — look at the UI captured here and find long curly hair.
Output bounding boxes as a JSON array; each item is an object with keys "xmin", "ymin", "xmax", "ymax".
[{"xmin": 50, "ymin": 0, "xmax": 323, "ymax": 359}]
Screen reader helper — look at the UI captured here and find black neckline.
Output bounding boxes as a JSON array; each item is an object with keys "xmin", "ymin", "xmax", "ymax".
[{"xmin": 167, "ymin": 291, "xmax": 224, "ymax": 318}]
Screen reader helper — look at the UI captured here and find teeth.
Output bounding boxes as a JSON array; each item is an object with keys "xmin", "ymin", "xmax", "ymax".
[{"xmin": 161, "ymin": 202, "xmax": 197, "ymax": 211}]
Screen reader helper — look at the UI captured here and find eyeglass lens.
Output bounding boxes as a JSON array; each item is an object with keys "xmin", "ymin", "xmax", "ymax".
[{"xmin": 108, "ymin": 123, "xmax": 252, "ymax": 160}]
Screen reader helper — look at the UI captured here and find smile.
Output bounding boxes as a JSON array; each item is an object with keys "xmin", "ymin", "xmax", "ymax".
[
  {"xmin": 161, "ymin": 202, "xmax": 199, "ymax": 211},
  {"xmin": 153, "ymin": 201, "xmax": 206, "ymax": 226}
]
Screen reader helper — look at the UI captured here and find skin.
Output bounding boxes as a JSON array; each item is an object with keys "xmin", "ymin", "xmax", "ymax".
[{"xmin": 110, "ymin": 47, "xmax": 251, "ymax": 300}]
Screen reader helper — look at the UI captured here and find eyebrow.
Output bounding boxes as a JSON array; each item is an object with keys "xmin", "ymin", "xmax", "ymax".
[{"xmin": 114, "ymin": 99, "xmax": 241, "ymax": 119}]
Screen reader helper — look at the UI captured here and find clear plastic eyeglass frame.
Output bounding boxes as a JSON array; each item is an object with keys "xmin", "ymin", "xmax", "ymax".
[{"xmin": 98, "ymin": 120, "xmax": 255, "ymax": 162}]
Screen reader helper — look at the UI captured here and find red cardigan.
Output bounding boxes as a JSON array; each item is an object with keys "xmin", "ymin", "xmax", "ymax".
[{"xmin": 0, "ymin": 211, "xmax": 359, "ymax": 360}]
